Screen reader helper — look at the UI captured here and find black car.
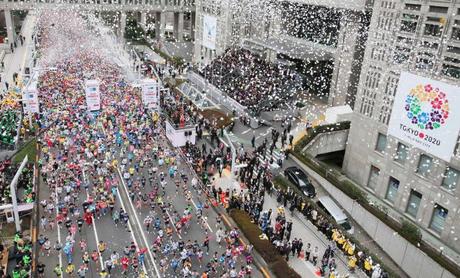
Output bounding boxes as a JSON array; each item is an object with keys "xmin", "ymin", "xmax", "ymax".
[{"xmin": 284, "ymin": 166, "xmax": 316, "ymax": 198}]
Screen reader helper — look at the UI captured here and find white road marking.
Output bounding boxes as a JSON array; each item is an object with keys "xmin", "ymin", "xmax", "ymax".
[
  {"xmin": 241, "ymin": 128, "xmax": 252, "ymax": 135},
  {"xmin": 53, "ymin": 167, "xmax": 63, "ymax": 278},
  {"xmin": 256, "ymin": 127, "xmax": 274, "ymax": 140},
  {"xmin": 95, "ymin": 122, "xmax": 150, "ymax": 274},
  {"xmin": 165, "ymin": 210, "xmax": 182, "ymax": 240},
  {"xmin": 117, "ymin": 167, "xmax": 162, "ymax": 278},
  {"xmin": 82, "ymin": 168, "xmax": 104, "ymax": 270},
  {"xmin": 219, "ymin": 137, "xmax": 229, "ymax": 147},
  {"xmin": 111, "ymin": 170, "xmax": 149, "ymax": 275},
  {"xmin": 189, "ymin": 198, "xmax": 213, "ymax": 233}
]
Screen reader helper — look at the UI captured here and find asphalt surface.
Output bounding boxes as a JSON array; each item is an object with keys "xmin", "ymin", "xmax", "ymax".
[{"xmin": 36, "ymin": 107, "xmax": 263, "ymax": 278}]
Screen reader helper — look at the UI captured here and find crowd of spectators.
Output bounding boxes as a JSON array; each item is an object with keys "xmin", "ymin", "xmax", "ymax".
[
  {"xmin": 0, "ymin": 110, "xmax": 19, "ymax": 149},
  {"xmin": 182, "ymin": 118, "xmax": 391, "ymax": 277},
  {"xmin": 163, "ymin": 88, "xmax": 196, "ymax": 128},
  {"xmin": 200, "ymin": 48, "xmax": 301, "ymax": 113},
  {"xmin": 0, "ymin": 159, "xmax": 35, "ymax": 207}
]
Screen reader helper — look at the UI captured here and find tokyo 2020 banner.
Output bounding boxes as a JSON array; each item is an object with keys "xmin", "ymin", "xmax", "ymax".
[{"xmin": 388, "ymin": 72, "xmax": 460, "ymax": 162}]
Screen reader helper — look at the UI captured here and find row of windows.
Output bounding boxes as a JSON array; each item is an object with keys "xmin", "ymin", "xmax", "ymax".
[
  {"xmin": 358, "ymin": 69, "xmax": 382, "ymax": 117},
  {"xmin": 201, "ymin": 0, "xmax": 221, "ymax": 16},
  {"xmin": 399, "ymin": 16, "xmax": 460, "ymax": 42},
  {"xmin": 377, "ymin": 11, "xmax": 394, "ymax": 31},
  {"xmin": 405, "ymin": 3, "xmax": 451, "ymax": 14},
  {"xmin": 375, "ymin": 133, "xmax": 460, "ymax": 191},
  {"xmin": 371, "ymin": 43, "xmax": 387, "ymax": 62},
  {"xmin": 5, "ymin": 0, "xmax": 193, "ymax": 4},
  {"xmin": 377, "ymin": 75, "xmax": 397, "ymax": 125},
  {"xmin": 368, "ymin": 164, "xmax": 451, "ymax": 234},
  {"xmin": 358, "ymin": 92, "xmax": 375, "ymax": 117},
  {"xmin": 381, "ymin": 0, "xmax": 396, "ymax": 10}
]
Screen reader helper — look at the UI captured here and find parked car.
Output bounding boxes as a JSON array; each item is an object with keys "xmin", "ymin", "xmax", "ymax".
[
  {"xmin": 284, "ymin": 166, "xmax": 316, "ymax": 198},
  {"xmin": 317, "ymin": 196, "xmax": 354, "ymax": 234}
]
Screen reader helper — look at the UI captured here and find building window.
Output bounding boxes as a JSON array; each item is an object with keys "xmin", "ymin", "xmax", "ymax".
[
  {"xmin": 421, "ymin": 41, "xmax": 439, "ymax": 50},
  {"xmin": 416, "ymin": 57, "xmax": 434, "ymax": 70},
  {"xmin": 367, "ymin": 166, "xmax": 380, "ymax": 190},
  {"xmin": 375, "ymin": 133, "xmax": 387, "ymax": 153},
  {"xmin": 406, "ymin": 190, "xmax": 422, "ymax": 217},
  {"xmin": 451, "ymin": 27, "xmax": 460, "ymax": 41},
  {"xmin": 385, "ymin": 177, "xmax": 400, "ymax": 203},
  {"xmin": 395, "ymin": 143, "xmax": 408, "ymax": 164},
  {"xmin": 424, "ymin": 24, "xmax": 442, "ymax": 37},
  {"xmin": 442, "ymin": 64, "xmax": 460, "ymax": 79},
  {"xmin": 417, "ymin": 154, "xmax": 433, "ymax": 177},
  {"xmin": 447, "ymin": 46, "xmax": 460, "ymax": 55},
  {"xmin": 444, "ymin": 56, "xmax": 460, "ymax": 64},
  {"xmin": 393, "ymin": 46, "xmax": 410, "ymax": 64},
  {"xmin": 428, "ymin": 6, "xmax": 448, "ymax": 14},
  {"xmin": 405, "ymin": 4, "xmax": 421, "ymax": 11},
  {"xmin": 442, "ymin": 167, "xmax": 459, "ymax": 191},
  {"xmin": 400, "ymin": 20, "xmax": 417, "ymax": 33},
  {"xmin": 402, "ymin": 13, "xmax": 419, "ymax": 20},
  {"xmin": 430, "ymin": 204, "xmax": 448, "ymax": 234}
]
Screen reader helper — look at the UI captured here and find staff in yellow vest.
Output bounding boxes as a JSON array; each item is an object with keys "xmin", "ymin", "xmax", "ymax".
[
  {"xmin": 331, "ymin": 229, "xmax": 340, "ymax": 242},
  {"xmin": 364, "ymin": 256, "xmax": 373, "ymax": 275},
  {"xmin": 347, "ymin": 242, "xmax": 355, "ymax": 256},
  {"xmin": 348, "ymin": 255, "xmax": 357, "ymax": 272}
]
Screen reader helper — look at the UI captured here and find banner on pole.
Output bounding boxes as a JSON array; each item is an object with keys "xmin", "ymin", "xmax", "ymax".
[
  {"xmin": 142, "ymin": 79, "xmax": 159, "ymax": 110},
  {"xmin": 23, "ymin": 86, "xmax": 39, "ymax": 114},
  {"xmin": 84, "ymin": 80, "xmax": 101, "ymax": 111}
]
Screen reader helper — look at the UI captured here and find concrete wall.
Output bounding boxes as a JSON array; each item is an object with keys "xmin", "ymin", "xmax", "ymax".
[
  {"xmin": 343, "ymin": 113, "xmax": 460, "ymax": 256},
  {"xmin": 303, "ymin": 130, "xmax": 349, "ymax": 157},
  {"xmin": 317, "ymin": 173, "xmax": 456, "ymax": 278}
]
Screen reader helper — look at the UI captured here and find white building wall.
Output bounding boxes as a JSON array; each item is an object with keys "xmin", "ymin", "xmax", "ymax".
[{"xmin": 344, "ymin": 0, "xmax": 460, "ymax": 255}]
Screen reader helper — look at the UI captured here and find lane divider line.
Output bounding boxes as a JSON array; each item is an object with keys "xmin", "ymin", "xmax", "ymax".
[
  {"xmin": 165, "ymin": 210, "xmax": 182, "ymax": 240},
  {"xmin": 93, "ymin": 121, "xmax": 149, "ymax": 274},
  {"xmin": 102, "ymin": 165, "xmax": 149, "ymax": 275},
  {"xmin": 189, "ymin": 198, "xmax": 213, "ymax": 233},
  {"xmin": 82, "ymin": 168, "xmax": 104, "ymax": 270},
  {"xmin": 117, "ymin": 167, "xmax": 162, "ymax": 278},
  {"xmin": 53, "ymin": 163, "xmax": 63, "ymax": 278}
]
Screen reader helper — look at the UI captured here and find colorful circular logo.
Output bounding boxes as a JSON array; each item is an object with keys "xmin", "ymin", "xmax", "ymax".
[{"xmin": 405, "ymin": 84, "xmax": 449, "ymax": 130}]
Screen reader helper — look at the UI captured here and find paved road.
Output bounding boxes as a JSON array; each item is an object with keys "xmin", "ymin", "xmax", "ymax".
[
  {"xmin": 37, "ymin": 107, "xmax": 263, "ymax": 278},
  {"xmin": 32, "ymin": 12, "xmax": 263, "ymax": 278}
]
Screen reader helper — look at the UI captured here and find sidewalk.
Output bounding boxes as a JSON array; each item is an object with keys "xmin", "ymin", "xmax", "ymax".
[
  {"xmin": 1, "ymin": 14, "xmax": 36, "ymax": 90},
  {"xmin": 0, "ymin": 12, "xmax": 36, "ymax": 161},
  {"xmin": 290, "ymin": 155, "xmax": 408, "ymax": 278},
  {"xmin": 213, "ymin": 171, "xmax": 366, "ymax": 278}
]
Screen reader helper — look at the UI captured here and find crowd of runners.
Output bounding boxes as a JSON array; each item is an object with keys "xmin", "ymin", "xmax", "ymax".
[{"xmin": 33, "ymin": 11, "xmax": 257, "ymax": 278}]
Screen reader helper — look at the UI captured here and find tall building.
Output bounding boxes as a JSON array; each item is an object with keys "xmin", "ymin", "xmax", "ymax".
[
  {"xmin": 193, "ymin": 0, "xmax": 372, "ymax": 107},
  {"xmin": 343, "ymin": 0, "xmax": 460, "ymax": 255},
  {"xmin": 193, "ymin": 0, "xmax": 273, "ymax": 65}
]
